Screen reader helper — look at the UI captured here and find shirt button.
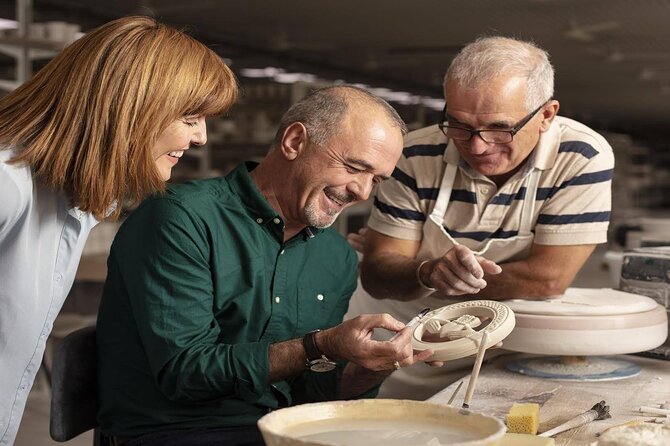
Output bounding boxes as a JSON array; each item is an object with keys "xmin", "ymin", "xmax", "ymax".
[
  {"xmin": 317, "ymin": 294, "xmax": 324, "ymax": 301},
  {"xmin": 54, "ymin": 274, "xmax": 62, "ymax": 282},
  {"xmin": 280, "ymin": 249, "xmax": 285, "ymax": 255},
  {"xmin": 256, "ymin": 218, "xmax": 263, "ymax": 224},
  {"xmin": 273, "ymin": 218, "xmax": 281, "ymax": 224},
  {"xmin": 480, "ymin": 187, "xmax": 489, "ymax": 194},
  {"xmin": 275, "ymin": 296, "xmax": 281, "ymax": 304}
]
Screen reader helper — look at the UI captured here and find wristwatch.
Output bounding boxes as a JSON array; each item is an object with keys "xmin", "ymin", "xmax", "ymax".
[{"xmin": 302, "ymin": 330, "xmax": 337, "ymax": 372}]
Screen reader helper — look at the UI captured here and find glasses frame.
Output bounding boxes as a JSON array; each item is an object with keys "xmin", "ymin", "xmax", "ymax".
[{"xmin": 438, "ymin": 100, "xmax": 550, "ymax": 144}]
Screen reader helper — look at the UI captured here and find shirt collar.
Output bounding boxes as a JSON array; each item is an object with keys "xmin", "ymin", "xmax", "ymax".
[
  {"xmin": 227, "ymin": 162, "xmax": 276, "ymax": 221},
  {"xmin": 65, "ymin": 199, "xmax": 105, "ymax": 224},
  {"xmin": 531, "ymin": 118, "xmax": 560, "ymax": 170},
  {"xmin": 226, "ymin": 162, "xmax": 323, "ymax": 240},
  {"xmin": 443, "ymin": 138, "xmax": 478, "ymax": 178},
  {"xmin": 66, "ymin": 200, "xmax": 116, "ymax": 225},
  {"xmin": 443, "ymin": 137, "xmax": 461, "ymax": 165}
]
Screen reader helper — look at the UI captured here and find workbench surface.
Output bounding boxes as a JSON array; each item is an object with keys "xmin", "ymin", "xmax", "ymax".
[{"xmin": 429, "ymin": 354, "xmax": 670, "ymax": 445}]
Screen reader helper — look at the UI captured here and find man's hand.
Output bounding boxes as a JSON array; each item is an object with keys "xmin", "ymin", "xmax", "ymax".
[
  {"xmin": 418, "ymin": 244, "xmax": 502, "ymax": 296},
  {"xmin": 319, "ymin": 313, "xmax": 434, "ymax": 371}
]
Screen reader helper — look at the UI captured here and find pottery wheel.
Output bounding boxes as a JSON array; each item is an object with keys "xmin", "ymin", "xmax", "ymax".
[
  {"xmin": 505, "ymin": 355, "xmax": 641, "ymax": 381},
  {"xmin": 411, "ymin": 300, "xmax": 516, "ymax": 361},
  {"xmin": 500, "ymin": 288, "xmax": 668, "ymax": 356}
]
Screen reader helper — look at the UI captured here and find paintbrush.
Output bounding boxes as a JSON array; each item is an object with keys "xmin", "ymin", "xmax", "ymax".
[{"xmin": 539, "ymin": 400, "xmax": 611, "ymax": 437}]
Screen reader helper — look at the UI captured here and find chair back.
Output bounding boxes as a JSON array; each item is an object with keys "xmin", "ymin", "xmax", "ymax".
[{"xmin": 49, "ymin": 325, "xmax": 99, "ymax": 442}]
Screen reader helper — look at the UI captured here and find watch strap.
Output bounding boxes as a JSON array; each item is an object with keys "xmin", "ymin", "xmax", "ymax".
[
  {"xmin": 302, "ymin": 330, "xmax": 336, "ymax": 371},
  {"xmin": 302, "ymin": 330, "xmax": 323, "ymax": 361}
]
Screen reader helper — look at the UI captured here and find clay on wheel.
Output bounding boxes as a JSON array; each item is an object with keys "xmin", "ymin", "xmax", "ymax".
[{"xmin": 501, "ymin": 288, "xmax": 668, "ymax": 356}]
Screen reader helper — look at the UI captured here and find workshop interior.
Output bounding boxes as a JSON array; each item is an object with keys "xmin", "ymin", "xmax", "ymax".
[{"xmin": 1, "ymin": 1, "xmax": 670, "ymax": 445}]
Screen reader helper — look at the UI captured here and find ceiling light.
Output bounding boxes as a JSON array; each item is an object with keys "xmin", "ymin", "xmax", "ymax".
[
  {"xmin": 272, "ymin": 73, "xmax": 318, "ymax": 83},
  {"xmin": 239, "ymin": 67, "xmax": 286, "ymax": 78},
  {"xmin": 609, "ymin": 50, "xmax": 670, "ymax": 63},
  {"xmin": 639, "ymin": 69, "xmax": 670, "ymax": 81},
  {"xmin": 0, "ymin": 18, "xmax": 18, "ymax": 30},
  {"xmin": 238, "ymin": 67, "xmax": 444, "ymax": 109}
]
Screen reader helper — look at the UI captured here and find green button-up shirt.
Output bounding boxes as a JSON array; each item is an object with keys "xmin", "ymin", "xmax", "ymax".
[{"xmin": 97, "ymin": 162, "xmax": 360, "ymax": 436}]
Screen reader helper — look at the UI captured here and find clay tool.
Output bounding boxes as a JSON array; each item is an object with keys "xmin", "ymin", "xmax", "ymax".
[
  {"xmin": 446, "ymin": 381, "xmax": 464, "ymax": 405},
  {"xmin": 518, "ymin": 389, "xmax": 559, "ymax": 405},
  {"xmin": 461, "ymin": 329, "xmax": 489, "ymax": 410},
  {"xmin": 637, "ymin": 405, "xmax": 670, "ymax": 416},
  {"xmin": 389, "ymin": 307, "xmax": 430, "ymax": 341},
  {"xmin": 539, "ymin": 400, "xmax": 611, "ymax": 437}
]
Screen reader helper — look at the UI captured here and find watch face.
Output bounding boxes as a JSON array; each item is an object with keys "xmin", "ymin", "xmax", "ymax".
[{"xmin": 309, "ymin": 359, "xmax": 337, "ymax": 372}]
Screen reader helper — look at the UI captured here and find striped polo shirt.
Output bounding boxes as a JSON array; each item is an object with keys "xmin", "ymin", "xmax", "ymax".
[{"xmin": 368, "ymin": 116, "xmax": 614, "ymax": 249}]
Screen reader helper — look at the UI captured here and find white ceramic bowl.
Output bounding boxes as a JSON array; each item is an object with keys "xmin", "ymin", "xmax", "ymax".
[{"xmin": 258, "ymin": 399, "xmax": 506, "ymax": 446}]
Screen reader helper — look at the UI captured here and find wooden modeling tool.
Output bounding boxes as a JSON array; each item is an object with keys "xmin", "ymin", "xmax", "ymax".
[{"xmin": 462, "ymin": 330, "xmax": 489, "ymax": 410}]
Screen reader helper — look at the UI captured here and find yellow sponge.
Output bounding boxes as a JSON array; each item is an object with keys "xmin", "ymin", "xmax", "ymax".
[{"xmin": 507, "ymin": 403, "xmax": 540, "ymax": 435}]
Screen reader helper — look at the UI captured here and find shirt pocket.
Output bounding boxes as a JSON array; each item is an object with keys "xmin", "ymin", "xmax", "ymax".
[{"xmin": 295, "ymin": 287, "xmax": 349, "ymax": 335}]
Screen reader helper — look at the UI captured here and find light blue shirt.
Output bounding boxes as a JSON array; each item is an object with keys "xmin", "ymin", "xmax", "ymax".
[{"xmin": 0, "ymin": 147, "xmax": 99, "ymax": 445}]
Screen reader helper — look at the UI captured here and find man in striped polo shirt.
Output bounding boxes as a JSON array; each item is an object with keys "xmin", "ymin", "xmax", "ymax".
[{"xmin": 346, "ymin": 36, "xmax": 614, "ymax": 399}]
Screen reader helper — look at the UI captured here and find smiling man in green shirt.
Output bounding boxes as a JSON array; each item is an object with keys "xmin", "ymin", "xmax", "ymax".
[{"xmin": 96, "ymin": 86, "xmax": 434, "ymax": 446}]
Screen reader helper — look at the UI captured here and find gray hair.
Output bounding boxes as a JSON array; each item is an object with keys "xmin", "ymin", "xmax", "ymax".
[
  {"xmin": 272, "ymin": 85, "xmax": 407, "ymax": 148},
  {"xmin": 445, "ymin": 36, "xmax": 554, "ymax": 111}
]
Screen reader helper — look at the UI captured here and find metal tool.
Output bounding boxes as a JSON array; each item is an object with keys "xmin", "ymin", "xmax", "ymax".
[
  {"xmin": 446, "ymin": 381, "xmax": 464, "ymax": 406},
  {"xmin": 389, "ymin": 307, "xmax": 430, "ymax": 341}
]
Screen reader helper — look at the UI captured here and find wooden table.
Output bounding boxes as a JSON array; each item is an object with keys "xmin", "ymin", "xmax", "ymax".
[{"xmin": 429, "ymin": 354, "xmax": 670, "ymax": 445}]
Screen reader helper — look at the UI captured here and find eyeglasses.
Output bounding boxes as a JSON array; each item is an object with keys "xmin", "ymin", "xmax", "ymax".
[{"xmin": 438, "ymin": 100, "xmax": 549, "ymax": 144}]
